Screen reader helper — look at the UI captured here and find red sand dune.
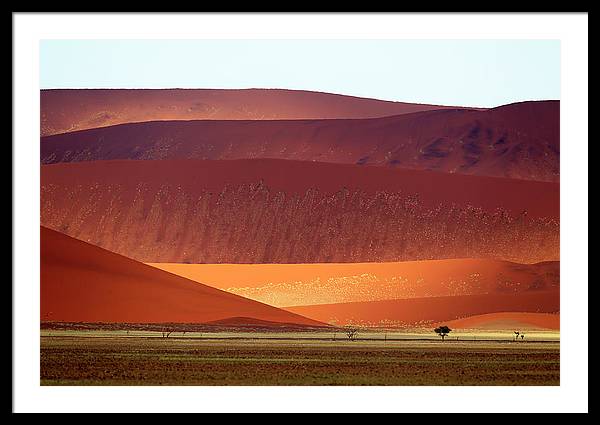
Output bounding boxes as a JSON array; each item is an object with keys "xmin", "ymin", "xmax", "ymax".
[
  {"xmin": 436, "ymin": 312, "xmax": 560, "ymax": 330},
  {"xmin": 284, "ymin": 291, "xmax": 560, "ymax": 327},
  {"xmin": 147, "ymin": 259, "xmax": 560, "ymax": 307},
  {"xmin": 40, "ymin": 226, "xmax": 324, "ymax": 326},
  {"xmin": 41, "ymin": 100, "xmax": 559, "ymax": 182},
  {"xmin": 41, "ymin": 159, "xmax": 559, "ymax": 264},
  {"xmin": 40, "ymin": 88, "xmax": 470, "ymax": 137}
]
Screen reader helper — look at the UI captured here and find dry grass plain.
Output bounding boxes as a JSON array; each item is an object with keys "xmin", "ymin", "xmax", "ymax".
[{"xmin": 40, "ymin": 331, "xmax": 559, "ymax": 386}]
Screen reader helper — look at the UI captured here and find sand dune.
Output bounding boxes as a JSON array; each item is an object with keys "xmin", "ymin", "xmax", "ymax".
[
  {"xmin": 41, "ymin": 159, "xmax": 559, "ymax": 264},
  {"xmin": 147, "ymin": 259, "xmax": 560, "ymax": 307},
  {"xmin": 284, "ymin": 291, "xmax": 560, "ymax": 327},
  {"xmin": 41, "ymin": 100, "xmax": 558, "ymax": 182},
  {"xmin": 436, "ymin": 312, "xmax": 559, "ymax": 330},
  {"xmin": 40, "ymin": 226, "xmax": 324, "ymax": 326},
  {"xmin": 40, "ymin": 88, "xmax": 470, "ymax": 136}
]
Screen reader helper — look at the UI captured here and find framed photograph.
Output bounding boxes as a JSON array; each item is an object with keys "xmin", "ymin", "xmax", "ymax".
[{"xmin": 13, "ymin": 12, "xmax": 588, "ymax": 413}]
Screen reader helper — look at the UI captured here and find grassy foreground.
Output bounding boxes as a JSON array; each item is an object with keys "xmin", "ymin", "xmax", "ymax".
[{"xmin": 41, "ymin": 332, "xmax": 559, "ymax": 386}]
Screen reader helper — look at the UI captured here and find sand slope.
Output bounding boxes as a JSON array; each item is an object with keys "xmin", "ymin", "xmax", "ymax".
[
  {"xmin": 436, "ymin": 312, "xmax": 559, "ymax": 330},
  {"xmin": 41, "ymin": 100, "xmax": 558, "ymax": 182},
  {"xmin": 41, "ymin": 159, "xmax": 559, "ymax": 264},
  {"xmin": 147, "ymin": 259, "xmax": 560, "ymax": 307},
  {"xmin": 40, "ymin": 88, "xmax": 470, "ymax": 136},
  {"xmin": 40, "ymin": 226, "xmax": 324, "ymax": 326},
  {"xmin": 284, "ymin": 291, "xmax": 560, "ymax": 327}
]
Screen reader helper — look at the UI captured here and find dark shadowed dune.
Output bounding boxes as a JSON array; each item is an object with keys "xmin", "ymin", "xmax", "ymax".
[{"xmin": 41, "ymin": 100, "xmax": 559, "ymax": 182}]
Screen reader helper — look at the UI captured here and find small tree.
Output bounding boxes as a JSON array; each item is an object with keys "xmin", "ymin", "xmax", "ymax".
[
  {"xmin": 345, "ymin": 326, "xmax": 359, "ymax": 341},
  {"xmin": 434, "ymin": 325, "xmax": 452, "ymax": 341},
  {"xmin": 514, "ymin": 331, "xmax": 520, "ymax": 341},
  {"xmin": 520, "ymin": 334, "xmax": 525, "ymax": 341}
]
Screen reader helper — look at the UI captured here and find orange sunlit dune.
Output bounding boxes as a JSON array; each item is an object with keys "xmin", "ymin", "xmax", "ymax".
[
  {"xmin": 435, "ymin": 312, "xmax": 559, "ymax": 330},
  {"xmin": 147, "ymin": 259, "xmax": 559, "ymax": 307}
]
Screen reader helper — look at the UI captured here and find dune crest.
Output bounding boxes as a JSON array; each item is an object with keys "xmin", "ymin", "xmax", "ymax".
[{"xmin": 40, "ymin": 88, "xmax": 471, "ymax": 136}]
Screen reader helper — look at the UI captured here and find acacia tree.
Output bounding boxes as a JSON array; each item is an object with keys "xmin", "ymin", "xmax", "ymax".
[
  {"xmin": 434, "ymin": 325, "xmax": 452, "ymax": 341},
  {"xmin": 345, "ymin": 326, "xmax": 359, "ymax": 341}
]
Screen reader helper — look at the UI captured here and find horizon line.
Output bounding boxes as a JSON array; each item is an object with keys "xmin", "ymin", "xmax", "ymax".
[{"xmin": 38, "ymin": 86, "xmax": 560, "ymax": 109}]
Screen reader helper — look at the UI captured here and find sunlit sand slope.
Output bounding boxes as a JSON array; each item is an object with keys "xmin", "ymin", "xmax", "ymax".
[{"xmin": 147, "ymin": 259, "xmax": 559, "ymax": 307}]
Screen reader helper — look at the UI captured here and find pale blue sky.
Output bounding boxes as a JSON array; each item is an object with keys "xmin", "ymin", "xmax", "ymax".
[{"xmin": 40, "ymin": 39, "xmax": 560, "ymax": 108}]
